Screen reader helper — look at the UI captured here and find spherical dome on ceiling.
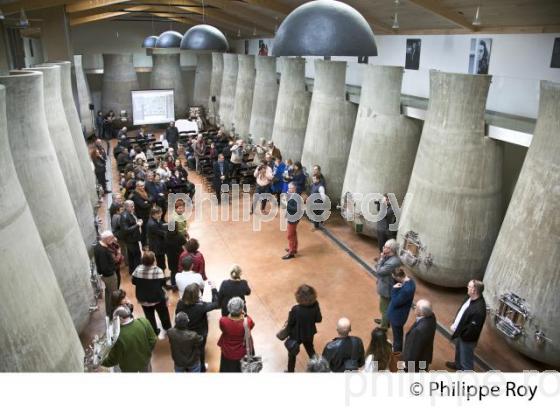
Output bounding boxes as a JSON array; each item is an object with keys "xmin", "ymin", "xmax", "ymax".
[
  {"xmin": 273, "ymin": 0, "xmax": 378, "ymax": 57},
  {"xmin": 155, "ymin": 30, "xmax": 183, "ymax": 48},
  {"xmin": 180, "ymin": 24, "xmax": 229, "ymax": 52},
  {"xmin": 142, "ymin": 35, "xmax": 158, "ymax": 48}
]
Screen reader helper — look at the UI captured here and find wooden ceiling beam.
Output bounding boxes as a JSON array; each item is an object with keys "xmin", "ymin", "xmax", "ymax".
[
  {"xmin": 234, "ymin": 0, "xmax": 291, "ymax": 16},
  {"xmin": 1, "ymin": 0, "xmax": 81, "ymax": 15},
  {"xmin": 393, "ymin": 24, "xmax": 560, "ymax": 36},
  {"xmin": 191, "ymin": 0, "xmax": 278, "ymax": 28},
  {"xmin": 407, "ymin": 0, "xmax": 475, "ymax": 31},
  {"xmin": 66, "ymin": 0, "xmax": 131, "ymax": 14},
  {"xmin": 69, "ymin": 4, "xmax": 151, "ymax": 26}
]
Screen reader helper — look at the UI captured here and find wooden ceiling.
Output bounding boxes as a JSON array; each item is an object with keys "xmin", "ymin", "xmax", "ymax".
[{"xmin": 1, "ymin": 0, "xmax": 559, "ymax": 36}]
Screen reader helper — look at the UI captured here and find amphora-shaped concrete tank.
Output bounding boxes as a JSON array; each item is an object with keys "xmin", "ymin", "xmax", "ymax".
[
  {"xmin": 341, "ymin": 65, "xmax": 421, "ymax": 238},
  {"xmin": 484, "ymin": 81, "xmax": 560, "ymax": 367},
  {"xmin": 219, "ymin": 53, "xmax": 238, "ymax": 132},
  {"xmin": 73, "ymin": 54, "xmax": 94, "ymax": 136},
  {"xmin": 102, "ymin": 53, "xmax": 139, "ymax": 118},
  {"xmin": 249, "ymin": 56, "xmax": 278, "ymax": 142},
  {"xmin": 47, "ymin": 61, "xmax": 98, "ymax": 208},
  {"xmin": 151, "ymin": 49, "xmax": 188, "ymax": 116},
  {"xmin": 193, "ymin": 53, "xmax": 212, "ymax": 107},
  {"xmin": 26, "ymin": 65, "xmax": 97, "ymax": 253},
  {"xmin": 301, "ymin": 59, "xmax": 357, "ymax": 205},
  {"xmin": 397, "ymin": 71, "xmax": 503, "ymax": 288},
  {"xmin": 233, "ymin": 55, "xmax": 255, "ymax": 140},
  {"xmin": 208, "ymin": 52, "xmax": 223, "ymax": 125},
  {"xmin": 0, "ymin": 85, "xmax": 85, "ymax": 371},
  {"xmin": 271, "ymin": 57, "xmax": 311, "ymax": 162},
  {"xmin": 0, "ymin": 71, "xmax": 93, "ymax": 332}
]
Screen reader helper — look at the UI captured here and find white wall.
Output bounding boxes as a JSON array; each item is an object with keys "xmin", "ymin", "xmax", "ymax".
[{"xmin": 233, "ymin": 33, "xmax": 560, "ymax": 118}]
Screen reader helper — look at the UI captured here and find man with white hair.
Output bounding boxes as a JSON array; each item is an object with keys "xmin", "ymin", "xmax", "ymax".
[
  {"xmin": 193, "ymin": 134, "xmax": 206, "ymax": 173},
  {"xmin": 93, "ymin": 231, "xmax": 119, "ymax": 316},
  {"xmin": 403, "ymin": 299, "xmax": 436, "ymax": 372},
  {"xmin": 120, "ymin": 200, "xmax": 143, "ymax": 273},
  {"xmin": 373, "ymin": 239, "xmax": 402, "ymax": 329},
  {"xmin": 322, "ymin": 317, "xmax": 365, "ymax": 372}
]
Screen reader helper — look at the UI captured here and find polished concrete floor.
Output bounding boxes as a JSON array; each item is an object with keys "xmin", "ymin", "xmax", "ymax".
[{"xmin": 82, "ymin": 139, "xmax": 547, "ymax": 372}]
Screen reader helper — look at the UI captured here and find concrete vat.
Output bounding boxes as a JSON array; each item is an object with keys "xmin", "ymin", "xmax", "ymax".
[
  {"xmin": 0, "ymin": 71, "xmax": 93, "ymax": 332},
  {"xmin": 300, "ymin": 59, "xmax": 357, "ymax": 206},
  {"xmin": 208, "ymin": 52, "xmax": 223, "ymax": 125},
  {"xmin": 233, "ymin": 55, "xmax": 256, "ymax": 140},
  {"xmin": 150, "ymin": 49, "xmax": 189, "ymax": 117},
  {"xmin": 0, "ymin": 85, "xmax": 84, "ymax": 371},
  {"xmin": 397, "ymin": 71, "xmax": 503, "ymax": 288},
  {"xmin": 73, "ymin": 54, "xmax": 94, "ymax": 136},
  {"xmin": 484, "ymin": 81, "xmax": 560, "ymax": 367},
  {"xmin": 271, "ymin": 57, "xmax": 311, "ymax": 162},
  {"xmin": 219, "ymin": 53, "xmax": 238, "ymax": 132},
  {"xmin": 249, "ymin": 56, "xmax": 279, "ymax": 142},
  {"xmin": 102, "ymin": 53, "xmax": 139, "ymax": 118},
  {"xmin": 341, "ymin": 65, "xmax": 422, "ymax": 238},
  {"xmin": 193, "ymin": 53, "xmax": 212, "ymax": 107}
]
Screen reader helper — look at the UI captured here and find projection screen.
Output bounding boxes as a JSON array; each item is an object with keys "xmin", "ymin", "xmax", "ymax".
[{"xmin": 132, "ymin": 89, "xmax": 175, "ymax": 125}]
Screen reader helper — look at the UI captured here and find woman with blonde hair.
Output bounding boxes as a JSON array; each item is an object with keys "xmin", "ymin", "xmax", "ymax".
[{"xmin": 218, "ymin": 264, "xmax": 251, "ymax": 316}]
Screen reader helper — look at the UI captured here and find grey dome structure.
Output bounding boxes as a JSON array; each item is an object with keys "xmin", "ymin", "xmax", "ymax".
[
  {"xmin": 142, "ymin": 35, "xmax": 158, "ymax": 48},
  {"xmin": 181, "ymin": 24, "xmax": 229, "ymax": 52},
  {"xmin": 155, "ymin": 31, "xmax": 183, "ymax": 48},
  {"xmin": 273, "ymin": 0, "xmax": 378, "ymax": 57}
]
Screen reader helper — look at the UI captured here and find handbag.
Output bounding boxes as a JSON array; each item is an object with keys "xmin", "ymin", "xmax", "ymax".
[
  {"xmin": 276, "ymin": 321, "xmax": 289, "ymax": 341},
  {"xmin": 284, "ymin": 338, "xmax": 300, "ymax": 355},
  {"xmin": 240, "ymin": 317, "xmax": 263, "ymax": 373}
]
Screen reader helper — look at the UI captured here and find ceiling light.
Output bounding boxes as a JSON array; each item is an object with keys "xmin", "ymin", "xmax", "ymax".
[
  {"xmin": 392, "ymin": 13, "xmax": 399, "ymax": 30},
  {"xmin": 472, "ymin": 6, "xmax": 481, "ymax": 26}
]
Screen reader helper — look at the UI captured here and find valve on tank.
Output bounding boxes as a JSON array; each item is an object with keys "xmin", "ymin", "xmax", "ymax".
[
  {"xmin": 493, "ymin": 292, "xmax": 530, "ymax": 340},
  {"xmin": 400, "ymin": 231, "xmax": 433, "ymax": 268}
]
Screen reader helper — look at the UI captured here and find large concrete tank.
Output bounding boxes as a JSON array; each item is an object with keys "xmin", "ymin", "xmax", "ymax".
[
  {"xmin": 25, "ymin": 65, "xmax": 97, "ymax": 254},
  {"xmin": 47, "ymin": 61, "xmax": 98, "ymax": 208},
  {"xmin": 102, "ymin": 53, "xmax": 139, "ymax": 118},
  {"xmin": 300, "ymin": 59, "xmax": 357, "ymax": 206},
  {"xmin": 0, "ymin": 85, "xmax": 85, "ymax": 372},
  {"xmin": 341, "ymin": 65, "xmax": 422, "ymax": 238},
  {"xmin": 208, "ymin": 52, "xmax": 223, "ymax": 125},
  {"xmin": 484, "ymin": 81, "xmax": 560, "ymax": 368},
  {"xmin": 193, "ymin": 53, "xmax": 212, "ymax": 107},
  {"xmin": 151, "ymin": 49, "xmax": 189, "ymax": 117},
  {"xmin": 219, "ymin": 53, "xmax": 238, "ymax": 132},
  {"xmin": 73, "ymin": 54, "xmax": 94, "ymax": 136},
  {"xmin": 249, "ymin": 56, "xmax": 279, "ymax": 142},
  {"xmin": 0, "ymin": 71, "xmax": 93, "ymax": 332},
  {"xmin": 397, "ymin": 71, "xmax": 503, "ymax": 288},
  {"xmin": 233, "ymin": 55, "xmax": 256, "ymax": 140},
  {"xmin": 271, "ymin": 57, "xmax": 311, "ymax": 162}
]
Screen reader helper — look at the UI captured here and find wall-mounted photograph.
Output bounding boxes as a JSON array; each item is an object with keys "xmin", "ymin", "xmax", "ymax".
[
  {"xmin": 358, "ymin": 56, "xmax": 369, "ymax": 64},
  {"xmin": 550, "ymin": 37, "xmax": 560, "ymax": 68},
  {"xmin": 405, "ymin": 39, "xmax": 421, "ymax": 70},
  {"xmin": 258, "ymin": 40, "xmax": 269, "ymax": 56},
  {"xmin": 469, "ymin": 38, "xmax": 492, "ymax": 74}
]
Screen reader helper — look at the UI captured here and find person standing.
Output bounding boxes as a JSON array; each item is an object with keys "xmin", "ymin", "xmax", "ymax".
[
  {"xmin": 252, "ymin": 161, "xmax": 273, "ymax": 214},
  {"xmin": 146, "ymin": 207, "xmax": 167, "ymax": 271},
  {"xmin": 285, "ymin": 284, "xmax": 322, "ymax": 373},
  {"xmin": 218, "ymin": 265, "xmax": 251, "ymax": 317},
  {"xmin": 446, "ymin": 280, "xmax": 487, "ymax": 371},
  {"xmin": 387, "ymin": 269, "xmax": 416, "ymax": 352},
  {"xmin": 164, "ymin": 227, "xmax": 187, "ymax": 290},
  {"xmin": 120, "ymin": 200, "xmax": 143, "ymax": 274},
  {"xmin": 373, "ymin": 239, "xmax": 402, "ymax": 329},
  {"xmin": 272, "ymin": 156, "xmax": 286, "ymax": 204},
  {"xmin": 130, "ymin": 180, "xmax": 152, "ymax": 246},
  {"xmin": 193, "ymin": 134, "xmax": 206, "ymax": 173},
  {"xmin": 167, "ymin": 312, "xmax": 204, "ymax": 373},
  {"xmin": 218, "ymin": 297, "xmax": 255, "ymax": 373},
  {"xmin": 283, "ymin": 182, "xmax": 300, "ymax": 260},
  {"xmin": 403, "ymin": 299, "xmax": 436, "ymax": 372},
  {"xmin": 308, "ymin": 174, "xmax": 327, "ymax": 231},
  {"xmin": 376, "ymin": 194, "xmax": 396, "ymax": 252},
  {"xmin": 93, "ymin": 231, "xmax": 120, "ymax": 316},
  {"xmin": 102, "ymin": 305, "xmax": 157, "ymax": 372},
  {"xmin": 322, "ymin": 317, "xmax": 365, "ymax": 373},
  {"xmin": 165, "ymin": 121, "xmax": 179, "ymax": 151},
  {"xmin": 175, "ymin": 256, "xmax": 205, "ymax": 297},
  {"xmin": 178, "ymin": 238, "xmax": 207, "ymax": 280},
  {"xmin": 212, "ymin": 153, "xmax": 230, "ymax": 204},
  {"xmin": 95, "ymin": 110, "xmax": 104, "ymax": 139},
  {"xmin": 362, "ymin": 327, "xmax": 393, "ymax": 372}
]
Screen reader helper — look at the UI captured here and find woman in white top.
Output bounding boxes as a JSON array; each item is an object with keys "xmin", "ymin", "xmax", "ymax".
[
  {"xmin": 363, "ymin": 327, "xmax": 393, "ymax": 372},
  {"xmin": 156, "ymin": 160, "xmax": 171, "ymax": 183}
]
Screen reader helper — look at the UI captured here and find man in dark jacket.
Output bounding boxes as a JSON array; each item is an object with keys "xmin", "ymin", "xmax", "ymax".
[
  {"xmin": 120, "ymin": 200, "xmax": 143, "ymax": 274},
  {"xmin": 93, "ymin": 231, "xmax": 119, "ymax": 316},
  {"xmin": 403, "ymin": 299, "xmax": 436, "ymax": 372},
  {"xmin": 373, "ymin": 239, "xmax": 402, "ymax": 329},
  {"xmin": 446, "ymin": 280, "xmax": 487, "ymax": 371},
  {"xmin": 322, "ymin": 317, "xmax": 365, "ymax": 372},
  {"xmin": 146, "ymin": 207, "xmax": 167, "ymax": 271},
  {"xmin": 167, "ymin": 312, "xmax": 204, "ymax": 372},
  {"xmin": 376, "ymin": 194, "xmax": 396, "ymax": 251},
  {"xmin": 387, "ymin": 269, "xmax": 416, "ymax": 352},
  {"xmin": 165, "ymin": 121, "xmax": 179, "ymax": 151},
  {"xmin": 212, "ymin": 153, "xmax": 230, "ymax": 204}
]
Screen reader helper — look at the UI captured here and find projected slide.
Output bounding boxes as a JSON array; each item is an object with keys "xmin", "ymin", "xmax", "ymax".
[{"xmin": 132, "ymin": 89, "xmax": 175, "ymax": 125}]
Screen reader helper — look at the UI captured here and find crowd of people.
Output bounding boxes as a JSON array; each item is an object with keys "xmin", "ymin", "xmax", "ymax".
[{"xmin": 92, "ymin": 118, "xmax": 487, "ymax": 374}]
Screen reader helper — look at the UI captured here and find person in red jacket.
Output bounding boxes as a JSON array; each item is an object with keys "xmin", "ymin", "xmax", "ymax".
[
  {"xmin": 218, "ymin": 297, "xmax": 255, "ymax": 372},
  {"xmin": 178, "ymin": 238, "xmax": 207, "ymax": 280}
]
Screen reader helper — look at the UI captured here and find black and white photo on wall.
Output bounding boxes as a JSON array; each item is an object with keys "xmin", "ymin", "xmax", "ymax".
[
  {"xmin": 258, "ymin": 40, "xmax": 269, "ymax": 56},
  {"xmin": 358, "ymin": 56, "xmax": 369, "ymax": 64},
  {"xmin": 405, "ymin": 39, "xmax": 421, "ymax": 70},
  {"xmin": 468, "ymin": 38, "xmax": 492, "ymax": 74},
  {"xmin": 550, "ymin": 38, "xmax": 560, "ymax": 68}
]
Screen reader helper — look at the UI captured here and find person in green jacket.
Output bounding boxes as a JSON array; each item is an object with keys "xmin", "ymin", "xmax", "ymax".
[{"xmin": 102, "ymin": 306, "xmax": 157, "ymax": 372}]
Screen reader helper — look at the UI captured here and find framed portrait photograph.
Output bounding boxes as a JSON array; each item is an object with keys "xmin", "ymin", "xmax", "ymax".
[
  {"xmin": 468, "ymin": 38, "xmax": 492, "ymax": 74},
  {"xmin": 550, "ymin": 38, "xmax": 560, "ymax": 68},
  {"xmin": 258, "ymin": 40, "xmax": 269, "ymax": 56},
  {"xmin": 358, "ymin": 56, "xmax": 369, "ymax": 64},
  {"xmin": 405, "ymin": 39, "xmax": 421, "ymax": 70}
]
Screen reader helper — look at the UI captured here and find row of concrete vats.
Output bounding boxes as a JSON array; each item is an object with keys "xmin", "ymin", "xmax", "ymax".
[{"xmin": 0, "ymin": 62, "xmax": 99, "ymax": 371}]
